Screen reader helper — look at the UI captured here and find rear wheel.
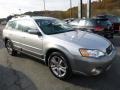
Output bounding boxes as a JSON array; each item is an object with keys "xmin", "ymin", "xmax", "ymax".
[
  {"xmin": 6, "ymin": 40, "xmax": 17, "ymax": 56},
  {"xmin": 48, "ymin": 52, "xmax": 72, "ymax": 80}
]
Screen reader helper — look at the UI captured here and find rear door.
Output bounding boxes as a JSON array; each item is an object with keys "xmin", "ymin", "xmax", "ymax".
[{"xmin": 4, "ymin": 20, "xmax": 19, "ymax": 45}]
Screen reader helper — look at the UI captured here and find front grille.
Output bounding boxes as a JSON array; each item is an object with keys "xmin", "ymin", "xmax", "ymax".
[{"xmin": 106, "ymin": 45, "xmax": 113, "ymax": 55}]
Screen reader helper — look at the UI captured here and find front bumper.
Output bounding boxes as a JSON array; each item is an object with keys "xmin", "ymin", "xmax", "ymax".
[{"xmin": 72, "ymin": 49, "xmax": 117, "ymax": 76}]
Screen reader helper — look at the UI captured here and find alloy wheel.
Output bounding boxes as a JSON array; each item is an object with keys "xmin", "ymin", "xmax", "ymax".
[{"xmin": 50, "ymin": 55, "xmax": 67, "ymax": 78}]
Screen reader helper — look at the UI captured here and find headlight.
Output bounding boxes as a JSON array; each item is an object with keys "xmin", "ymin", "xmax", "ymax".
[{"xmin": 79, "ymin": 49, "xmax": 105, "ymax": 58}]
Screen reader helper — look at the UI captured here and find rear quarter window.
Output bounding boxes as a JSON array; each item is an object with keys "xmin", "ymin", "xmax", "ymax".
[{"xmin": 5, "ymin": 21, "xmax": 16, "ymax": 30}]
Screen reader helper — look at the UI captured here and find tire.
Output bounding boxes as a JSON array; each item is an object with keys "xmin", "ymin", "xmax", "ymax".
[
  {"xmin": 48, "ymin": 52, "xmax": 72, "ymax": 80},
  {"xmin": 5, "ymin": 40, "xmax": 17, "ymax": 56}
]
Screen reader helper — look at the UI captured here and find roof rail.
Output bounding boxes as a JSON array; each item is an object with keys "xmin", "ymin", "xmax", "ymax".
[{"xmin": 12, "ymin": 15, "xmax": 31, "ymax": 19}]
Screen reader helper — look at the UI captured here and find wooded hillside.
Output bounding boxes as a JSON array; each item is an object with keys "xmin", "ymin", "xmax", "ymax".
[{"xmin": 24, "ymin": 0, "xmax": 120, "ymax": 19}]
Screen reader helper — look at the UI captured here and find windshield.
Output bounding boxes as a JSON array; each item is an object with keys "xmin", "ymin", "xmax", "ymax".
[
  {"xmin": 109, "ymin": 16, "xmax": 120, "ymax": 23},
  {"xmin": 116, "ymin": 17, "xmax": 120, "ymax": 23},
  {"xmin": 35, "ymin": 19, "xmax": 74, "ymax": 35}
]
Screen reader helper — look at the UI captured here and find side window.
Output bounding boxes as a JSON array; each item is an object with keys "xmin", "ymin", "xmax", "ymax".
[
  {"xmin": 86, "ymin": 20, "xmax": 93, "ymax": 26},
  {"xmin": 6, "ymin": 21, "xmax": 16, "ymax": 30},
  {"xmin": 16, "ymin": 20, "xmax": 38, "ymax": 32},
  {"xmin": 79, "ymin": 20, "xmax": 86, "ymax": 26},
  {"xmin": 72, "ymin": 19, "xmax": 80, "ymax": 23}
]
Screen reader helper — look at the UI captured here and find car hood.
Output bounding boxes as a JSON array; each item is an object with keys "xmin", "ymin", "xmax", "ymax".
[{"xmin": 50, "ymin": 30, "xmax": 111, "ymax": 52}]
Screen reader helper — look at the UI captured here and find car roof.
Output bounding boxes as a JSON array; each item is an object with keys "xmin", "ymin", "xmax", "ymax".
[
  {"xmin": 32, "ymin": 16, "xmax": 56, "ymax": 20},
  {"xmin": 10, "ymin": 15, "xmax": 56, "ymax": 21}
]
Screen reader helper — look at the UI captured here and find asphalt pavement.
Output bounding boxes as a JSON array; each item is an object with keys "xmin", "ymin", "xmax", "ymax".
[{"xmin": 0, "ymin": 25, "xmax": 120, "ymax": 90}]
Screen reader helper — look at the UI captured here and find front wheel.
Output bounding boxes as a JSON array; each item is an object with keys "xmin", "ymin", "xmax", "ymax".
[
  {"xmin": 48, "ymin": 52, "xmax": 72, "ymax": 80},
  {"xmin": 6, "ymin": 40, "xmax": 17, "ymax": 56}
]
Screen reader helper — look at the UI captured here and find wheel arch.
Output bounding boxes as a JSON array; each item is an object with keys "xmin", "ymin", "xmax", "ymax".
[
  {"xmin": 4, "ymin": 37, "xmax": 11, "ymax": 46},
  {"xmin": 45, "ymin": 47, "xmax": 74, "ymax": 69}
]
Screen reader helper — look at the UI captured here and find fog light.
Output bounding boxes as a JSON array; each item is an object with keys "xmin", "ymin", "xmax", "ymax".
[{"xmin": 91, "ymin": 68, "xmax": 101, "ymax": 75}]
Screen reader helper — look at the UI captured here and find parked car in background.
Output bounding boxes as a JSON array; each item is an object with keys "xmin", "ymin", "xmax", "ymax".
[
  {"xmin": 69, "ymin": 18, "xmax": 114, "ymax": 39},
  {"xmin": 64, "ymin": 18, "xmax": 75, "ymax": 24},
  {"xmin": 3, "ymin": 15, "xmax": 116, "ymax": 80},
  {"xmin": 118, "ymin": 17, "xmax": 120, "ymax": 22},
  {"xmin": 97, "ymin": 15, "xmax": 120, "ymax": 34}
]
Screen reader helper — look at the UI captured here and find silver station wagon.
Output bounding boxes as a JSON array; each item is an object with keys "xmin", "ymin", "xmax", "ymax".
[{"xmin": 3, "ymin": 15, "xmax": 116, "ymax": 80}]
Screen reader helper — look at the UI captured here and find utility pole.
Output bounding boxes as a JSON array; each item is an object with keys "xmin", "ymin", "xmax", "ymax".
[
  {"xmin": 87, "ymin": 0, "xmax": 91, "ymax": 18},
  {"xmin": 78, "ymin": 0, "xmax": 82, "ymax": 19},
  {"xmin": 69, "ymin": 0, "xmax": 72, "ymax": 18},
  {"xmin": 43, "ymin": 0, "xmax": 46, "ymax": 16}
]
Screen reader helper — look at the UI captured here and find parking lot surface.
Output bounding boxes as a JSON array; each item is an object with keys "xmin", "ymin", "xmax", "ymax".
[{"xmin": 0, "ymin": 25, "xmax": 120, "ymax": 90}]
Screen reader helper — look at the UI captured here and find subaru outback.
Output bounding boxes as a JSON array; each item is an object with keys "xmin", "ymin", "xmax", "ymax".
[{"xmin": 2, "ymin": 16, "xmax": 116, "ymax": 80}]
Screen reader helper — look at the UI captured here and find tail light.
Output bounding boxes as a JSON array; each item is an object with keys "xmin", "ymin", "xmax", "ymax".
[{"xmin": 95, "ymin": 26, "xmax": 104, "ymax": 31}]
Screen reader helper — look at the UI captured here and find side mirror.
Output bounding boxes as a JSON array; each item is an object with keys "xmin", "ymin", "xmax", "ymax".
[{"xmin": 28, "ymin": 29, "xmax": 42, "ymax": 36}]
